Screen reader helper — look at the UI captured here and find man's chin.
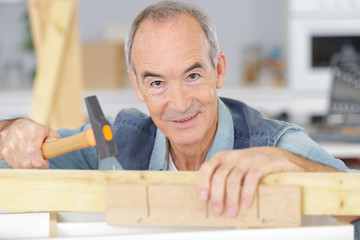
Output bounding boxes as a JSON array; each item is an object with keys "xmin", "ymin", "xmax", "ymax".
[{"xmin": 168, "ymin": 133, "xmax": 202, "ymax": 147}]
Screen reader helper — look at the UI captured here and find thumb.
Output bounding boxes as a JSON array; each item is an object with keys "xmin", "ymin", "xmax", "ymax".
[{"xmin": 44, "ymin": 130, "xmax": 61, "ymax": 143}]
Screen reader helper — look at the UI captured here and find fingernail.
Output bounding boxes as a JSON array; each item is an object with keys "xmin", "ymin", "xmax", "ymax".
[
  {"xmin": 240, "ymin": 199, "xmax": 249, "ymax": 210},
  {"xmin": 212, "ymin": 205, "xmax": 222, "ymax": 215},
  {"xmin": 227, "ymin": 207, "xmax": 236, "ymax": 217},
  {"xmin": 199, "ymin": 190, "xmax": 208, "ymax": 201}
]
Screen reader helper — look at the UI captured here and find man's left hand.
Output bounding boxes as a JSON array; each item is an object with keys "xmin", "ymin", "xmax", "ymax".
[{"xmin": 196, "ymin": 146, "xmax": 304, "ymax": 217}]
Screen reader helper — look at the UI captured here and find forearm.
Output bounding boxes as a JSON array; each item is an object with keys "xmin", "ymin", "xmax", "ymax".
[
  {"xmin": 276, "ymin": 128, "xmax": 349, "ymax": 172},
  {"xmin": 284, "ymin": 148, "xmax": 342, "ymax": 173}
]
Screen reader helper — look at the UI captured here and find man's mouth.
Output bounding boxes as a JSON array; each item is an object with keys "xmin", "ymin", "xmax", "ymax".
[
  {"xmin": 176, "ymin": 114, "xmax": 197, "ymax": 122},
  {"xmin": 171, "ymin": 113, "xmax": 199, "ymax": 127}
]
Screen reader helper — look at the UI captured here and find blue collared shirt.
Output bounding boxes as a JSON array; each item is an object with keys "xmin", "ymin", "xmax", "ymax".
[{"xmin": 149, "ymin": 98, "xmax": 234, "ymax": 171}]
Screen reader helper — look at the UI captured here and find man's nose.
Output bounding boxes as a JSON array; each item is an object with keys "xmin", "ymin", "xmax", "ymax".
[{"xmin": 168, "ymin": 84, "xmax": 191, "ymax": 113}]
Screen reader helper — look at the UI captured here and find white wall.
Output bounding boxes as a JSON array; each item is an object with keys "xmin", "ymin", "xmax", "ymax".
[
  {"xmin": 77, "ymin": 0, "xmax": 285, "ymax": 88},
  {"xmin": 0, "ymin": 2, "xmax": 35, "ymax": 90}
]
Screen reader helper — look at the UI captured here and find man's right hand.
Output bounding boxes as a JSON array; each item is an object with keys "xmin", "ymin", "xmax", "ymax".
[{"xmin": 0, "ymin": 118, "xmax": 60, "ymax": 169}]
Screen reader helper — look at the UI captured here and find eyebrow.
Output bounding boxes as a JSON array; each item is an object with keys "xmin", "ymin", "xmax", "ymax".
[
  {"xmin": 184, "ymin": 62, "xmax": 204, "ymax": 74},
  {"xmin": 142, "ymin": 71, "xmax": 163, "ymax": 80},
  {"xmin": 141, "ymin": 62, "xmax": 205, "ymax": 81}
]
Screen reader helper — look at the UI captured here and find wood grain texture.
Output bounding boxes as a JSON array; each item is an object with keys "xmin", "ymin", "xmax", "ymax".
[
  {"xmin": 0, "ymin": 170, "xmax": 197, "ymax": 212},
  {"xmin": 258, "ymin": 185, "xmax": 301, "ymax": 227},
  {"xmin": 106, "ymin": 184, "xmax": 301, "ymax": 228},
  {"xmin": 0, "ymin": 170, "xmax": 359, "ymax": 217},
  {"xmin": 261, "ymin": 172, "xmax": 360, "ymax": 216},
  {"xmin": 107, "ymin": 184, "xmax": 149, "ymax": 224}
]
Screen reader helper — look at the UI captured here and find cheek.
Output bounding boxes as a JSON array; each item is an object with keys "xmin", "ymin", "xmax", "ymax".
[
  {"xmin": 145, "ymin": 99, "xmax": 162, "ymax": 115},
  {"xmin": 195, "ymin": 81, "xmax": 217, "ymax": 105},
  {"xmin": 139, "ymin": 87, "xmax": 162, "ymax": 114},
  {"xmin": 143, "ymin": 95, "xmax": 166, "ymax": 123},
  {"xmin": 198, "ymin": 82, "xmax": 218, "ymax": 120}
]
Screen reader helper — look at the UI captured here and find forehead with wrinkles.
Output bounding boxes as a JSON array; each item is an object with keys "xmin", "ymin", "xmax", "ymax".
[{"xmin": 131, "ymin": 14, "xmax": 212, "ymax": 78}]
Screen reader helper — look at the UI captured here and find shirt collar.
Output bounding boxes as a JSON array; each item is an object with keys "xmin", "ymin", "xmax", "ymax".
[{"xmin": 148, "ymin": 98, "xmax": 234, "ymax": 170}]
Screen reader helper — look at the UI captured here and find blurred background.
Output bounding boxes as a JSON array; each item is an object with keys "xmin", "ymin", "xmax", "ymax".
[
  {"xmin": 0, "ymin": 0, "xmax": 359, "ymax": 164},
  {"xmin": 0, "ymin": 0, "xmax": 288, "ymax": 90}
]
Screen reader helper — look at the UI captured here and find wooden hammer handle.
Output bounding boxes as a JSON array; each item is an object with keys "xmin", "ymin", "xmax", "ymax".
[{"xmin": 42, "ymin": 129, "xmax": 96, "ymax": 159}]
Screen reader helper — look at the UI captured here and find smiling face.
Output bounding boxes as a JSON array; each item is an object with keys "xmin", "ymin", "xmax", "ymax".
[{"xmin": 128, "ymin": 14, "xmax": 226, "ymax": 150}]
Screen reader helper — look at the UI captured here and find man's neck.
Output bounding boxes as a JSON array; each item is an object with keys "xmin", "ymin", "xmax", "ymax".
[
  {"xmin": 168, "ymin": 123, "xmax": 217, "ymax": 171},
  {"xmin": 169, "ymin": 142, "xmax": 210, "ymax": 171}
]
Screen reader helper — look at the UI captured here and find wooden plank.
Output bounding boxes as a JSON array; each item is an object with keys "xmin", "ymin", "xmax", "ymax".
[
  {"xmin": 148, "ymin": 184, "xmax": 209, "ymax": 226},
  {"xmin": 261, "ymin": 172, "xmax": 360, "ymax": 216},
  {"xmin": 0, "ymin": 170, "xmax": 197, "ymax": 212},
  {"xmin": 50, "ymin": 212, "xmax": 57, "ymax": 237},
  {"xmin": 29, "ymin": 0, "xmax": 75, "ymax": 125},
  {"xmin": 107, "ymin": 184, "xmax": 149, "ymax": 224},
  {"xmin": 27, "ymin": 0, "xmax": 51, "ymax": 58},
  {"xmin": 258, "ymin": 185, "xmax": 301, "ymax": 227},
  {"xmin": 49, "ymin": 0, "xmax": 84, "ymax": 129},
  {"xmin": 0, "ymin": 170, "xmax": 359, "ymax": 216},
  {"xmin": 28, "ymin": 0, "xmax": 84, "ymax": 129},
  {"xmin": 106, "ymin": 184, "xmax": 300, "ymax": 228}
]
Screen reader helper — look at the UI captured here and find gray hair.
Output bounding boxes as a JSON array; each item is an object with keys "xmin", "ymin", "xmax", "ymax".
[{"xmin": 125, "ymin": 0, "xmax": 220, "ymax": 77}]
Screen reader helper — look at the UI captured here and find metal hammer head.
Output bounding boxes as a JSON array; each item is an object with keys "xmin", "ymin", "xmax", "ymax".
[{"xmin": 85, "ymin": 95, "xmax": 118, "ymax": 160}]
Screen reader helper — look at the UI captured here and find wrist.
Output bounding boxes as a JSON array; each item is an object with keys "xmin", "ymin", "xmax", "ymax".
[
  {"xmin": 0, "ymin": 118, "xmax": 24, "ymax": 160},
  {"xmin": 0, "ymin": 117, "xmax": 23, "ymax": 132}
]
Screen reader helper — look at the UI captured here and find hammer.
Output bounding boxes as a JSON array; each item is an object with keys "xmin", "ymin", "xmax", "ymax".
[{"xmin": 41, "ymin": 95, "xmax": 118, "ymax": 160}]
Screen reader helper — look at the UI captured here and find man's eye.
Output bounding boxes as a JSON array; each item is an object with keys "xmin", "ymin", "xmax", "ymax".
[
  {"xmin": 150, "ymin": 81, "xmax": 163, "ymax": 88},
  {"xmin": 187, "ymin": 73, "xmax": 200, "ymax": 81}
]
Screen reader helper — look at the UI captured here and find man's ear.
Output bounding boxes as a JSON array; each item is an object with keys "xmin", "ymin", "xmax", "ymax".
[
  {"xmin": 128, "ymin": 68, "xmax": 144, "ymax": 102},
  {"xmin": 215, "ymin": 51, "xmax": 226, "ymax": 89}
]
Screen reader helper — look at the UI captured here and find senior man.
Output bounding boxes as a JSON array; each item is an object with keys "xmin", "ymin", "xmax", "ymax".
[{"xmin": 0, "ymin": 0, "xmax": 359, "ymax": 231}]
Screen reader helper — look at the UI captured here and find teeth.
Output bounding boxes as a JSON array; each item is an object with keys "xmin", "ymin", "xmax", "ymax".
[{"xmin": 178, "ymin": 116, "xmax": 193, "ymax": 122}]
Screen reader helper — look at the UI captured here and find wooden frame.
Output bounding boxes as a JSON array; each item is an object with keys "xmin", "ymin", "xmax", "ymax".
[{"xmin": 27, "ymin": 0, "xmax": 84, "ymax": 129}]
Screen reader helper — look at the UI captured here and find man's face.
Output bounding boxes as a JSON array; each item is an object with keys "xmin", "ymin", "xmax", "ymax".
[{"xmin": 129, "ymin": 14, "xmax": 225, "ymax": 148}]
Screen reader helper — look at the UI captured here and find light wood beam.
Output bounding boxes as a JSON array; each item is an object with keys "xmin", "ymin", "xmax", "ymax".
[
  {"xmin": 28, "ymin": 0, "xmax": 84, "ymax": 129},
  {"xmin": 0, "ymin": 170, "xmax": 359, "ymax": 217}
]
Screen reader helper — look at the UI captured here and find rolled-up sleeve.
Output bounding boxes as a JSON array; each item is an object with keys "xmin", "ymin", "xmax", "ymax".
[
  {"xmin": 275, "ymin": 128, "xmax": 351, "ymax": 172},
  {"xmin": 0, "ymin": 116, "xmax": 13, "ymax": 121}
]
